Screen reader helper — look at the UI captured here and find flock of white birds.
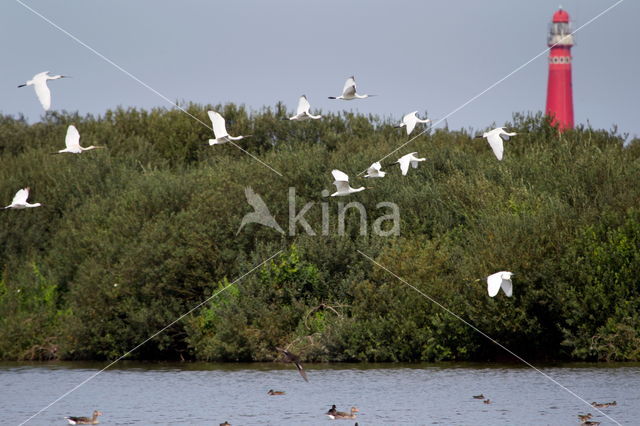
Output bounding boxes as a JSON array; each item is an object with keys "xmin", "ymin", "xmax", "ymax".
[{"xmin": 7, "ymin": 72, "xmax": 515, "ymax": 297}]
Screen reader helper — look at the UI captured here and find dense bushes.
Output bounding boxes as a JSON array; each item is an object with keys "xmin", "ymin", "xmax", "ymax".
[{"xmin": 0, "ymin": 105, "xmax": 638, "ymax": 362}]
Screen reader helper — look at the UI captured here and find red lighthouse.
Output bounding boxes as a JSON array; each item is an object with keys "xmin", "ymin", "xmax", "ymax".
[{"xmin": 545, "ymin": 7, "xmax": 574, "ymax": 130}]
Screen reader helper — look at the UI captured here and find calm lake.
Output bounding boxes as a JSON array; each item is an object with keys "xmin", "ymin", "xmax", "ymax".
[{"xmin": 2, "ymin": 361, "xmax": 638, "ymax": 425}]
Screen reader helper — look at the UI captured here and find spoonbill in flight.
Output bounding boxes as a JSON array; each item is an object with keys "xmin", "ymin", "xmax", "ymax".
[
  {"xmin": 18, "ymin": 71, "xmax": 69, "ymax": 111},
  {"xmin": 364, "ymin": 161, "xmax": 386, "ymax": 178},
  {"xmin": 4, "ymin": 188, "xmax": 41, "ymax": 209},
  {"xmin": 328, "ymin": 76, "xmax": 374, "ymax": 100},
  {"xmin": 330, "ymin": 169, "xmax": 365, "ymax": 196},
  {"xmin": 207, "ymin": 111, "xmax": 251, "ymax": 145},
  {"xmin": 486, "ymin": 271, "xmax": 514, "ymax": 297},
  {"xmin": 396, "ymin": 111, "xmax": 431, "ymax": 136},
  {"xmin": 395, "ymin": 152, "xmax": 426, "ymax": 176},
  {"xmin": 477, "ymin": 127, "xmax": 517, "ymax": 161},
  {"xmin": 289, "ymin": 95, "xmax": 322, "ymax": 121},
  {"xmin": 55, "ymin": 125, "xmax": 103, "ymax": 154}
]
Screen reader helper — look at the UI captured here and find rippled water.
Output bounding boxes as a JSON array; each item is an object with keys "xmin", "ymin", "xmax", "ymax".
[{"xmin": 2, "ymin": 362, "xmax": 638, "ymax": 425}]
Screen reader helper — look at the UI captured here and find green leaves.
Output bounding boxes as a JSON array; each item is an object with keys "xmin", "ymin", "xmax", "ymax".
[{"xmin": 0, "ymin": 107, "xmax": 639, "ymax": 361}]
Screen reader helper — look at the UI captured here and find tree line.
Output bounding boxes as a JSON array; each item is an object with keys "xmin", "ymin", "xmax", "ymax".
[{"xmin": 0, "ymin": 104, "xmax": 639, "ymax": 362}]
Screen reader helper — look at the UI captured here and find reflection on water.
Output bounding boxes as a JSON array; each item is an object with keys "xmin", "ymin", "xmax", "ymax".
[{"xmin": 1, "ymin": 362, "xmax": 638, "ymax": 425}]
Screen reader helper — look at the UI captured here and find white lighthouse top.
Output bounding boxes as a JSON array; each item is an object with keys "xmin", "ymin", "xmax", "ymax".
[{"xmin": 548, "ymin": 8, "xmax": 574, "ymax": 46}]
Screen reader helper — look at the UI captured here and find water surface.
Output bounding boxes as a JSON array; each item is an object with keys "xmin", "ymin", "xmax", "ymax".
[{"xmin": 1, "ymin": 361, "xmax": 638, "ymax": 425}]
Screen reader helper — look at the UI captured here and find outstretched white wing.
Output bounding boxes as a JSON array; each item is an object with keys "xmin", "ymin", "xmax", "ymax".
[
  {"xmin": 65, "ymin": 125, "xmax": 81, "ymax": 150},
  {"xmin": 332, "ymin": 180, "xmax": 351, "ymax": 193},
  {"xmin": 331, "ymin": 169, "xmax": 350, "ymax": 183},
  {"xmin": 208, "ymin": 111, "xmax": 229, "ymax": 139},
  {"xmin": 341, "ymin": 76, "xmax": 357, "ymax": 97},
  {"xmin": 501, "ymin": 276, "xmax": 513, "ymax": 297},
  {"xmin": 486, "ymin": 272, "xmax": 503, "ymax": 297},
  {"xmin": 486, "ymin": 132, "xmax": 504, "ymax": 160},
  {"xmin": 11, "ymin": 188, "xmax": 29, "ymax": 205},
  {"xmin": 296, "ymin": 95, "xmax": 311, "ymax": 115},
  {"xmin": 397, "ymin": 155, "xmax": 412, "ymax": 176},
  {"xmin": 367, "ymin": 162, "xmax": 381, "ymax": 174},
  {"xmin": 33, "ymin": 80, "xmax": 51, "ymax": 111},
  {"xmin": 403, "ymin": 111, "xmax": 418, "ymax": 135}
]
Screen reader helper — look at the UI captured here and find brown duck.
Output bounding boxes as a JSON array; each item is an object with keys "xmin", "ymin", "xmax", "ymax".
[
  {"xmin": 591, "ymin": 401, "xmax": 616, "ymax": 408},
  {"xmin": 64, "ymin": 410, "xmax": 102, "ymax": 425},
  {"xmin": 267, "ymin": 389, "xmax": 286, "ymax": 395},
  {"xmin": 332, "ymin": 406, "xmax": 359, "ymax": 420}
]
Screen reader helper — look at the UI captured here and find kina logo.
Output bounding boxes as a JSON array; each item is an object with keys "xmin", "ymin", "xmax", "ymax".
[{"xmin": 236, "ymin": 187, "xmax": 285, "ymax": 235}]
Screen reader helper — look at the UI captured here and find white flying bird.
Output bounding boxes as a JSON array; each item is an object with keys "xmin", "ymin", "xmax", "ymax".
[
  {"xmin": 486, "ymin": 271, "xmax": 514, "ymax": 297},
  {"xmin": 207, "ymin": 111, "xmax": 251, "ymax": 145},
  {"xmin": 4, "ymin": 187, "xmax": 41, "ymax": 209},
  {"xmin": 328, "ymin": 76, "xmax": 374, "ymax": 100},
  {"xmin": 330, "ymin": 169, "xmax": 365, "ymax": 196},
  {"xmin": 478, "ymin": 127, "xmax": 517, "ymax": 161},
  {"xmin": 18, "ymin": 71, "xmax": 69, "ymax": 111},
  {"xmin": 396, "ymin": 111, "xmax": 431, "ymax": 136},
  {"xmin": 395, "ymin": 152, "xmax": 426, "ymax": 176},
  {"xmin": 364, "ymin": 161, "xmax": 386, "ymax": 178},
  {"xmin": 55, "ymin": 125, "xmax": 103, "ymax": 154},
  {"xmin": 289, "ymin": 95, "xmax": 322, "ymax": 121}
]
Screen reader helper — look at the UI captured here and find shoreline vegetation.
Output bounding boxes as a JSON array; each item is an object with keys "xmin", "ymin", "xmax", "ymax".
[{"xmin": 1, "ymin": 104, "xmax": 639, "ymax": 363}]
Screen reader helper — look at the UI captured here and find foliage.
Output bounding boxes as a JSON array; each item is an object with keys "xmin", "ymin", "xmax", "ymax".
[{"xmin": 0, "ymin": 106, "xmax": 638, "ymax": 362}]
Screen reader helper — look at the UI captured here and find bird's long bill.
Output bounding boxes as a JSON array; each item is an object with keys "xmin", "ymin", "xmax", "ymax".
[{"xmin": 17, "ymin": 84, "xmax": 26, "ymax": 88}]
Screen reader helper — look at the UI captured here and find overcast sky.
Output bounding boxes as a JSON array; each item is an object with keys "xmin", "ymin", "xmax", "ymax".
[{"xmin": 1, "ymin": 0, "xmax": 638, "ymax": 138}]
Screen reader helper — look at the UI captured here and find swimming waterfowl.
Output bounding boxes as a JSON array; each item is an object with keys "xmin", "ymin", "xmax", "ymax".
[
  {"xmin": 581, "ymin": 421, "xmax": 600, "ymax": 426},
  {"xmin": 276, "ymin": 347, "xmax": 308, "ymax": 382},
  {"xmin": 267, "ymin": 389, "xmax": 286, "ymax": 395},
  {"xmin": 220, "ymin": 422, "xmax": 231, "ymax": 426},
  {"xmin": 64, "ymin": 410, "xmax": 102, "ymax": 425},
  {"xmin": 483, "ymin": 399, "xmax": 491, "ymax": 404},
  {"xmin": 473, "ymin": 394, "xmax": 485, "ymax": 399},
  {"xmin": 578, "ymin": 413, "xmax": 592, "ymax": 422},
  {"xmin": 326, "ymin": 404, "xmax": 337, "ymax": 416},
  {"xmin": 333, "ymin": 406, "xmax": 359, "ymax": 420},
  {"xmin": 591, "ymin": 401, "xmax": 616, "ymax": 408}
]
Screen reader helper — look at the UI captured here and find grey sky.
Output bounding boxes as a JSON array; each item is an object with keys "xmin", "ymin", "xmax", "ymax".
[{"xmin": 1, "ymin": 0, "xmax": 638, "ymax": 138}]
